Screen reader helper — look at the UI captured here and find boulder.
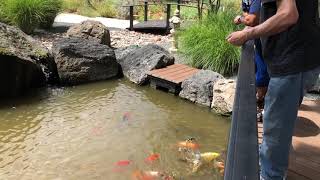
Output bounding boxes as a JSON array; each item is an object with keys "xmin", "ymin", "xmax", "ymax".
[
  {"xmin": 211, "ymin": 79, "xmax": 236, "ymax": 115},
  {"xmin": 116, "ymin": 44, "xmax": 175, "ymax": 85},
  {"xmin": 0, "ymin": 22, "xmax": 59, "ymax": 98},
  {"xmin": 115, "ymin": 45, "xmax": 140, "ymax": 61},
  {"xmin": 179, "ymin": 70, "xmax": 224, "ymax": 107},
  {"xmin": 67, "ymin": 20, "xmax": 111, "ymax": 46},
  {"xmin": 52, "ymin": 37, "xmax": 119, "ymax": 85}
]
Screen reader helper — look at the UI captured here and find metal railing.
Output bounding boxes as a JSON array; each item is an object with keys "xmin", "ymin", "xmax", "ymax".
[{"xmin": 224, "ymin": 41, "xmax": 260, "ymax": 180}]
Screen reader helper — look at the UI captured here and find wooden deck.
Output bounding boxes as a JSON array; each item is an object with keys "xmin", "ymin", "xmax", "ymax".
[
  {"xmin": 258, "ymin": 100, "xmax": 320, "ymax": 180},
  {"xmin": 147, "ymin": 64, "xmax": 199, "ymax": 94}
]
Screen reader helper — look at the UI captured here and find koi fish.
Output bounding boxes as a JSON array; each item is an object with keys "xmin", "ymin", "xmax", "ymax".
[
  {"xmin": 115, "ymin": 160, "xmax": 131, "ymax": 166},
  {"xmin": 177, "ymin": 141, "xmax": 200, "ymax": 150},
  {"xmin": 112, "ymin": 160, "xmax": 132, "ymax": 172},
  {"xmin": 145, "ymin": 153, "xmax": 160, "ymax": 163},
  {"xmin": 132, "ymin": 170, "xmax": 173, "ymax": 180},
  {"xmin": 215, "ymin": 161, "xmax": 224, "ymax": 169},
  {"xmin": 122, "ymin": 112, "xmax": 132, "ymax": 121},
  {"xmin": 214, "ymin": 161, "xmax": 225, "ymax": 176},
  {"xmin": 132, "ymin": 170, "xmax": 157, "ymax": 180}
]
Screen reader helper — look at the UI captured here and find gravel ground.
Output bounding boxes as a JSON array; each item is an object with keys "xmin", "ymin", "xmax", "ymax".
[
  {"xmin": 32, "ymin": 28, "xmax": 188, "ymax": 64},
  {"xmin": 32, "ymin": 29, "xmax": 171, "ymax": 49}
]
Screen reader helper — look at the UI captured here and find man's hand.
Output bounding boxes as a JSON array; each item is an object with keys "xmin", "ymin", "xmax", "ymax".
[
  {"xmin": 234, "ymin": 15, "xmax": 242, "ymax": 25},
  {"xmin": 226, "ymin": 30, "xmax": 248, "ymax": 46}
]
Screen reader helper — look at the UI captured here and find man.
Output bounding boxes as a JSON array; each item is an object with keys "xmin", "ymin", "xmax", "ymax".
[
  {"xmin": 234, "ymin": 0, "xmax": 270, "ymax": 121},
  {"xmin": 227, "ymin": 0, "xmax": 320, "ymax": 179}
]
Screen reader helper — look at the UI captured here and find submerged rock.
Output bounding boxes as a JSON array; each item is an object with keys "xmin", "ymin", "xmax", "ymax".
[
  {"xmin": 179, "ymin": 70, "xmax": 224, "ymax": 107},
  {"xmin": 52, "ymin": 37, "xmax": 119, "ymax": 85},
  {"xmin": 116, "ymin": 44, "xmax": 174, "ymax": 85},
  {"xmin": 0, "ymin": 22, "xmax": 59, "ymax": 98},
  {"xmin": 67, "ymin": 20, "xmax": 111, "ymax": 46},
  {"xmin": 211, "ymin": 79, "xmax": 236, "ymax": 115}
]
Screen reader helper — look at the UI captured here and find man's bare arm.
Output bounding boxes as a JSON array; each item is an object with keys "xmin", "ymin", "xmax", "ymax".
[{"xmin": 245, "ymin": 0, "xmax": 299, "ymax": 39}]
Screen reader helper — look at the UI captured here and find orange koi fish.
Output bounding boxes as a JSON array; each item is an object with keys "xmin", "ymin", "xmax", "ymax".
[
  {"xmin": 115, "ymin": 160, "xmax": 131, "ymax": 166},
  {"xmin": 145, "ymin": 153, "xmax": 160, "ymax": 163},
  {"xmin": 177, "ymin": 141, "xmax": 200, "ymax": 150},
  {"xmin": 132, "ymin": 170, "xmax": 173, "ymax": 180}
]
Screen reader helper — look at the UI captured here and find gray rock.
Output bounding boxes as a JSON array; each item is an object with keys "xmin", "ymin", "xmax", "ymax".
[
  {"xmin": 117, "ymin": 44, "xmax": 174, "ymax": 85},
  {"xmin": 52, "ymin": 37, "xmax": 119, "ymax": 85},
  {"xmin": 179, "ymin": 70, "xmax": 224, "ymax": 107},
  {"xmin": 0, "ymin": 22, "xmax": 59, "ymax": 98},
  {"xmin": 67, "ymin": 20, "xmax": 111, "ymax": 46},
  {"xmin": 211, "ymin": 79, "xmax": 236, "ymax": 115},
  {"xmin": 115, "ymin": 45, "xmax": 140, "ymax": 60}
]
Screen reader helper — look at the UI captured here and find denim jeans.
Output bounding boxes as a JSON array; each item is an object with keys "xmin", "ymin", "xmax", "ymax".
[{"xmin": 260, "ymin": 66, "xmax": 320, "ymax": 180}]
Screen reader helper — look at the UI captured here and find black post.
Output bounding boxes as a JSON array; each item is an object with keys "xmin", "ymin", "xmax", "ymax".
[
  {"xmin": 177, "ymin": 0, "xmax": 181, "ymax": 12},
  {"xmin": 224, "ymin": 41, "xmax": 259, "ymax": 180},
  {"xmin": 166, "ymin": 4, "xmax": 171, "ymax": 31},
  {"xmin": 144, "ymin": 1, "xmax": 148, "ymax": 22},
  {"xmin": 129, "ymin": 6, "xmax": 134, "ymax": 31}
]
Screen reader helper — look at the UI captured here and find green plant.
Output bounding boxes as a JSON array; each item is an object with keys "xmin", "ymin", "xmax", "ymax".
[
  {"xmin": 62, "ymin": 0, "xmax": 83, "ymax": 13},
  {"xmin": 178, "ymin": 10, "xmax": 241, "ymax": 75},
  {"xmin": 40, "ymin": 0, "xmax": 62, "ymax": 29},
  {"xmin": 95, "ymin": 1, "xmax": 117, "ymax": 18},
  {"xmin": 2, "ymin": 0, "xmax": 61, "ymax": 34}
]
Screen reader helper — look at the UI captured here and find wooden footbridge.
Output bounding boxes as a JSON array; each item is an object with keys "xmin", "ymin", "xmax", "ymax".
[
  {"xmin": 122, "ymin": 0, "xmax": 219, "ymax": 33},
  {"xmin": 147, "ymin": 64, "xmax": 199, "ymax": 94}
]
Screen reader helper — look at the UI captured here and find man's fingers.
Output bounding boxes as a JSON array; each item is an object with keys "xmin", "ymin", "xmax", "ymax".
[{"xmin": 226, "ymin": 33, "xmax": 233, "ymax": 40}]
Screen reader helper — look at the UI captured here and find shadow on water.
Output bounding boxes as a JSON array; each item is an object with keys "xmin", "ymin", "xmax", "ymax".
[{"xmin": 0, "ymin": 87, "xmax": 51, "ymax": 109}]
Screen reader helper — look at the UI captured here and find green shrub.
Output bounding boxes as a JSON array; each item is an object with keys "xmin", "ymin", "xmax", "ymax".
[
  {"xmin": 178, "ymin": 10, "xmax": 241, "ymax": 75},
  {"xmin": 95, "ymin": 1, "xmax": 117, "ymax": 18},
  {"xmin": 40, "ymin": 0, "xmax": 62, "ymax": 29},
  {"xmin": 2, "ymin": 0, "xmax": 62, "ymax": 34},
  {"xmin": 62, "ymin": 0, "xmax": 83, "ymax": 13},
  {"xmin": 0, "ymin": 3, "xmax": 8, "ymax": 23}
]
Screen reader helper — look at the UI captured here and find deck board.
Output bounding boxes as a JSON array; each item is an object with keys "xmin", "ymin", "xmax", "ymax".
[
  {"xmin": 148, "ymin": 64, "xmax": 199, "ymax": 84},
  {"xmin": 258, "ymin": 100, "xmax": 320, "ymax": 180}
]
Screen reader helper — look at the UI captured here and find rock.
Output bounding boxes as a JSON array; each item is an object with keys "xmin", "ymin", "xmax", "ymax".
[
  {"xmin": 116, "ymin": 44, "xmax": 174, "ymax": 85},
  {"xmin": 211, "ymin": 79, "xmax": 236, "ymax": 115},
  {"xmin": 52, "ymin": 37, "xmax": 119, "ymax": 85},
  {"xmin": 115, "ymin": 45, "xmax": 140, "ymax": 61},
  {"xmin": 179, "ymin": 70, "xmax": 224, "ymax": 107},
  {"xmin": 67, "ymin": 20, "xmax": 111, "ymax": 46},
  {"xmin": 0, "ymin": 22, "xmax": 59, "ymax": 98}
]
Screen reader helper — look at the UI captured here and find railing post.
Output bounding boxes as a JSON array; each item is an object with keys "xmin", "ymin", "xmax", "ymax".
[
  {"xmin": 177, "ymin": 0, "xmax": 181, "ymax": 12},
  {"xmin": 224, "ymin": 41, "xmax": 259, "ymax": 180},
  {"xmin": 129, "ymin": 6, "xmax": 134, "ymax": 31},
  {"xmin": 144, "ymin": 1, "xmax": 148, "ymax": 22},
  {"xmin": 166, "ymin": 4, "xmax": 171, "ymax": 31}
]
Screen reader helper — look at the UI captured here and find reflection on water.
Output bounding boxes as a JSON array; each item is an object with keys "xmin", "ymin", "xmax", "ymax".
[{"xmin": 0, "ymin": 79, "xmax": 230, "ymax": 180}]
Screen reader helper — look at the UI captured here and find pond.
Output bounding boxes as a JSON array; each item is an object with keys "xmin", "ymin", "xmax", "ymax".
[{"xmin": 0, "ymin": 79, "xmax": 230, "ymax": 180}]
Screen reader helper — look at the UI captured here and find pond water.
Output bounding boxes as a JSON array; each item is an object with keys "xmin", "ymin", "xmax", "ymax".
[{"xmin": 0, "ymin": 79, "xmax": 230, "ymax": 180}]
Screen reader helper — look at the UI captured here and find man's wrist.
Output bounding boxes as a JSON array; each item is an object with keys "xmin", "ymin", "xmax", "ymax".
[{"xmin": 243, "ymin": 27, "xmax": 255, "ymax": 41}]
